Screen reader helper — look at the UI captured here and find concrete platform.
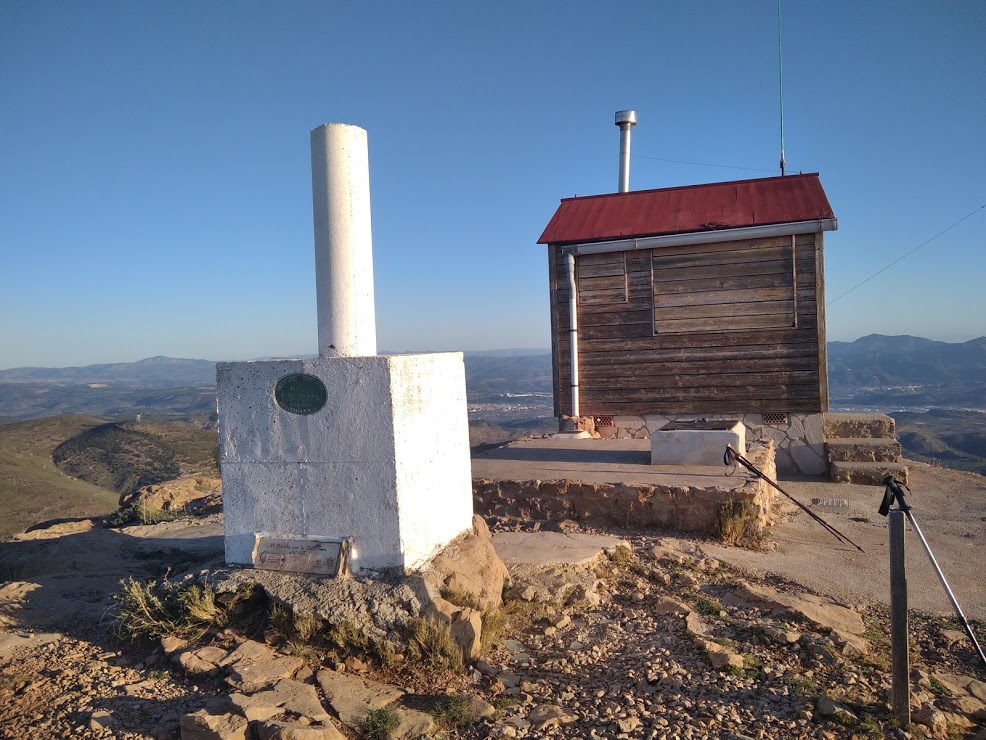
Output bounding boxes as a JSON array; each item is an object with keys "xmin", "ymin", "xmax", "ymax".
[
  {"xmin": 471, "ymin": 438, "xmax": 775, "ymax": 533},
  {"xmin": 492, "ymin": 531, "xmax": 629, "ymax": 567},
  {"xmin": 471, "ymin": 438, "xmax": 751, "ymax": 489}
]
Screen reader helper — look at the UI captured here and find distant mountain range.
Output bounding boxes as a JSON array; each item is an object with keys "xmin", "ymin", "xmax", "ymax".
[
  {"xmin": 828, "ymin": 334, "xmax": 986, "ymax": 409},
  {"xmin": 0, "ymin": 356, "xmax": 217, "ymax": 387},
  {"xmin": 0, "ymin": 350, "xmax": 552, "ymax": 387},
  {"xmin": 2, "ymin": 334, "xmax": 984, "ymax": 421}
]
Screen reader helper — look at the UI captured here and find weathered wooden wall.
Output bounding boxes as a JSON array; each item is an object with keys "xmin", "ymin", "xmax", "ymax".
[{"xmin": 549, "ymin": 233, "xmax": 828, "ymax": 416}]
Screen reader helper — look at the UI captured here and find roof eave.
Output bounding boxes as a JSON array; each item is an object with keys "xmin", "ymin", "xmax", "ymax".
[{"xmin": 544, "ymin": 218, "xmax": 838, "ymax": 253}]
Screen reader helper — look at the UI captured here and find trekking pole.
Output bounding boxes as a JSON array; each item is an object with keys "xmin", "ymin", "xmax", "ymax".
[
  {"xmin": 724, "ymin": 444, "xmax": 865, "ymax": 553},
  {"xmin": 880, "ymin": 476, "xmax": 986, "ymax": 669}
]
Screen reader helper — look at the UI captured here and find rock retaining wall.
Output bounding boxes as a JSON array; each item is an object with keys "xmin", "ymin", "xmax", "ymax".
[{"xmin": 473, "ymin": 443, "xmax": 776, "ymax": 534}]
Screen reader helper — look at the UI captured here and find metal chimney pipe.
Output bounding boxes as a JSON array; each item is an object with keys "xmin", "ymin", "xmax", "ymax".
[
  {"xmin": 615, "ymin": 110, "xmax": 637, "ymax": 193},
  {"xmin": 310, "ymin": 123, "xmax": 378, "ymax": 358}
]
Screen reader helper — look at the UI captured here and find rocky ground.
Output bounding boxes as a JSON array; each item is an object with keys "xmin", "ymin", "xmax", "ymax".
[
  {"xmin": 1, "ymin": 469, "xmax": 985, "ymax": 739},
  {"xmin": 465, "ymin": 528, "xmax": 986, "ymax": 739}
]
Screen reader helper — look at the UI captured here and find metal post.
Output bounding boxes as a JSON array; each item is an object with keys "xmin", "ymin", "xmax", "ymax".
[
  {"xmin": 881, "ymin": 476, "xmax": 986, "ymax": 669},
  {"xmin": 565, "ymin": 251, "xmax": 580, "ymax": 417},
  {"xmin": 615, "ymin": 110, "xmax": 637, "ymax": 193},
  {"xmin": 889, "ymin": 510, "xmax": 910, "ymax": 727}
]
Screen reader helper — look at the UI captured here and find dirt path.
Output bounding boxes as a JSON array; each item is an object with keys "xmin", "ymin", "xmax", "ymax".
[
  {"xmin": 0, "ymin": 464, "xmax": 984, "ymax": 738},
  {"xmin": 704, "ymin": 460, "xmax": 986, "ymax": 620}
]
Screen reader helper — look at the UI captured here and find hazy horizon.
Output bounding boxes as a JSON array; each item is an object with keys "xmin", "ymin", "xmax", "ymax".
[{"xmin": 3, "ymin": 333, "xmax": 986, "ymax": 373}]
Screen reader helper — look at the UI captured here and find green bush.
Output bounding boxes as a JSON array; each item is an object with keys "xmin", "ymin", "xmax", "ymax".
[
  {"xmin": 361, "ymin": 708, "xmax": 399, "ymax": 739},
  {"xmin": 106, "ymin": 501, "xmax": 178, "ymax": 528}
]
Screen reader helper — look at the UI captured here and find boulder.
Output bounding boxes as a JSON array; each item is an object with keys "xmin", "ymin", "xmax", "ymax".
[
  {"xmin": 721, "ymin": 581, "xmax": 865, "ymax": 635},
  {"xmin": 124, "ymin": 476, "xmax": 223, "ymax": 516},
  {"xmin": 527, "ymin": 704, "xmax": 578, "ymax": 730},
  {"xmin": 391, "ymin": 708, "xmax": 435, "ymax": 739},
  {"xmin": 254, "ymin": 719, "xmax": 347, "ymax": 740},
  {"xmin": 698, "ymin": 639, "xmax": 744, "ymax": 670},
  {"xmin": 316, "ymin": 670, "xmax": 404, "ymax": 728},
  {"xmin": 227, "ymin": 679, "xmax": 331, "ymax": 724},
  {"xmin": 227, "ymin": 654, "xmax": 306, "ymax": 690},
  {"xmin": 179, "ymin": 710, "xmax": 250, "ymax": 740},
  {"xmin": 418, "ymin": 514, "xmax": 509, "ymax": 613}
]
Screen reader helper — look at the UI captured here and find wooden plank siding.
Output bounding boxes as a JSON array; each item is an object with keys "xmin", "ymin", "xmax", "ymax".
[{"xmin": 550, "ymin": 233, "xmax": 828, "ymax": 416}]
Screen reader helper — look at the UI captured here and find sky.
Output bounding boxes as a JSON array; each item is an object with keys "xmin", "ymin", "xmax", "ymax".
[{"xmin": 1, "ymin": 1, "xmax": 984, "ymax": 369}]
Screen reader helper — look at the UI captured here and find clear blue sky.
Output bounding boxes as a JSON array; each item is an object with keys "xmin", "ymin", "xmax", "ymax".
[{"xmin": 2, "ymin": 1, "xmax": 984, "ymax": 369}]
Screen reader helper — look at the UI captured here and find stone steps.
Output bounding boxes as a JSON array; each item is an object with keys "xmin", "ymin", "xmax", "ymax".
[
  {"xmin": 823, "ymin": 413, "xmax": 907, "ymax": 484},
  {"xmin": 825, "ymin": 437, "xmax": 902, "ymax": 463},
  {"xmin": 829, "ymin": 461, "xmax": 909, "ymax": 487},
  {"xmin": 823, "ymin": 412, "xmax": 896, "ymax": 440}
]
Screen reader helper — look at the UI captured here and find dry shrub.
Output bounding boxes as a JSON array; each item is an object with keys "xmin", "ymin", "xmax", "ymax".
[
  {"xmin": 439, "ymin": 585, "xmax": 482, "ymax": 611},
  {"xmin": 115, "ymin": 576, "xmax": 228, "ymax": 640},
  {"xmin": 106, "ymin": 501, "xmax": 178, "ymax": 528},
  {"xmin": 480, "ymin": 598, "xmax": 553, "ymax": 656},
  {"xmin": 293, "ymin": 612, "xmax": 324, "ymax": 643},
  {"xmin": 405, "ymin": 617, "xmax": 463, "ymax": 671},
  {"xmin": 715, "ymin": 498, "xmax": 764, "ymax": 548}
]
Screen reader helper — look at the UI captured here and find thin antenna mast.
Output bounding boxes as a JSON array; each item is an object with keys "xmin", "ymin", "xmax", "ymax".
[{"xmin": 777, "ymin": 0, "xmax": 786, "ymax": 176}]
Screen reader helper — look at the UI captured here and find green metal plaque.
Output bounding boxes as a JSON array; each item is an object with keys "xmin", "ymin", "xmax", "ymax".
[{"xmin": 274, "ymin": 374, "xmax": 327, "ymax": 415}]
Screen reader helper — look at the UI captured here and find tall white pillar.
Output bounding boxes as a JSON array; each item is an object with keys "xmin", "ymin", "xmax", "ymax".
[{"xmin": 310, "ymin": 123, "xmax": 377, "ymax": 357}]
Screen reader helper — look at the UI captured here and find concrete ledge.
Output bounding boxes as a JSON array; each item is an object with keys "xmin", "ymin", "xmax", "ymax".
[
  {"xmin": 829, "ymin": 461, "xmax": 908, "ymax": 486},
  {"xmin": 651, "ymin": 420, "xmax": 745, "ymax": 466},
  {"xmin": 826, "ymin": 438, "xmax": 902, "ymax": 463},
  {"xmin": 823, "ymin": 413, "xmax": 896, "ymax": 439}
]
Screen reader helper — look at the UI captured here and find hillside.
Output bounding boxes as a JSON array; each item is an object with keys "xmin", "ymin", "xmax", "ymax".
[
  {"xmin": 892, "ymin": 409, "xmax": 986, "ymax": 476},
  {"xmin": 0, "ymin": 356, "xmax": 216, "ymax": 387},
  {"xmin": 52, "ymin": 419, "xmax": 219, "ymax": 496},
  {"xmin": 0, "ymin": 382, "xmax": 217, "ymax": 421},
  {"xmin": 0, "ymin": 416, "xmax": 121, "ymax": 539},
  {"xmin": 829, "ymin": 334, "xmax": 986, "ymax": 409}
]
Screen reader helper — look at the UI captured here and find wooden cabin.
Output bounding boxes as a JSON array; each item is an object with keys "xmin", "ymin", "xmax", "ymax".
[{"xmin": 538, "ymin": 173, "xmax": 837, "ymax": 452}]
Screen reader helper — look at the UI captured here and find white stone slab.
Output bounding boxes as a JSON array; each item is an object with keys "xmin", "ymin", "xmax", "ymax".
[
  {"xmin": 650, "ymin": 420, "xmax": 745, "ymax": 466},
  {"xmin": 217, "ymin": 353, "xmax": 473, "ymax": 572}
]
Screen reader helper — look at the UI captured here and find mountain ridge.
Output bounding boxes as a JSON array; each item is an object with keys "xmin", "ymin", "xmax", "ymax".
[{"xmin": 2, "ymin": 334, "xmax": 984, "ymax": 421}]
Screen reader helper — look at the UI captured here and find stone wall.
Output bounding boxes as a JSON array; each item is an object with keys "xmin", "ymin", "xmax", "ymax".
[
  {"xmin": 588, "ymin": 413, "xmax": 826, "ymax": 475},
  {"xmin": 473, "ymin": 442, "xmax": 776, "ymax": 535}
]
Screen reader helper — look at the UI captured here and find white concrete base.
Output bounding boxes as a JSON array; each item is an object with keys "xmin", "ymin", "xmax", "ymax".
[
  {"xmin": 217, "ymin": 353, "xmax": 474, "ymax": 573},
  {"xmin": 650, "ymin": 420, "xmax": 745, "ymax": 466},
  {"xmin": 550, "ymin": 431, "xmax": 592, "ymax": 440}
]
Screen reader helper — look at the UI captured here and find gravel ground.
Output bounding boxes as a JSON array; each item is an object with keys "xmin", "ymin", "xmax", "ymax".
[
  {"xmin": 1, "ymin": 463, "xmax": 984, "ymax": 739},
  {"xmin": 0, "ymin": 624, "xmax": 228, "ymax": 739},
  {"xmin": 448, "ymin": 526, "xmax": 984, "ymax": 739}
]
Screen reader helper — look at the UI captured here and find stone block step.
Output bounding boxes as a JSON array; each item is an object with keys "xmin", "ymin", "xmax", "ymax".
[
  {"xmin": 825, "ymin": 438, "xmax": 903, "ymax": 464},
  {"xmin": 823, "ymin": 413, "xmax": 895, "ymax": 440},
  {"xmin": 829, "ymin": 461, "xmax": 908, "ymax": 487}
]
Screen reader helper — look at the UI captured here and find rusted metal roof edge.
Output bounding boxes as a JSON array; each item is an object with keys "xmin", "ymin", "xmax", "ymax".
[{"xmin": 536, "ymin": 173, "xmax": 835, "ymax": 245}]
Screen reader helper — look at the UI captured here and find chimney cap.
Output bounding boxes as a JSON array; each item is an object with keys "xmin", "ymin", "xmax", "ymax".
[{"xmin": 615, "ymin": 110, "xmax": 637, "ymax": 127}]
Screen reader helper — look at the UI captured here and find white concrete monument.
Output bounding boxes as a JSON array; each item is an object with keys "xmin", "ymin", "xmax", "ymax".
[{"xmin": 217, "ymin": 123, "xmax": 474, "ymax": 574}]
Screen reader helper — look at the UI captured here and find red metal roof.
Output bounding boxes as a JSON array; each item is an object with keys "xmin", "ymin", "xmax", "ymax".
[{"xmin": 538, "ymin": 173, "xmax": 835, "ymax": 245}]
